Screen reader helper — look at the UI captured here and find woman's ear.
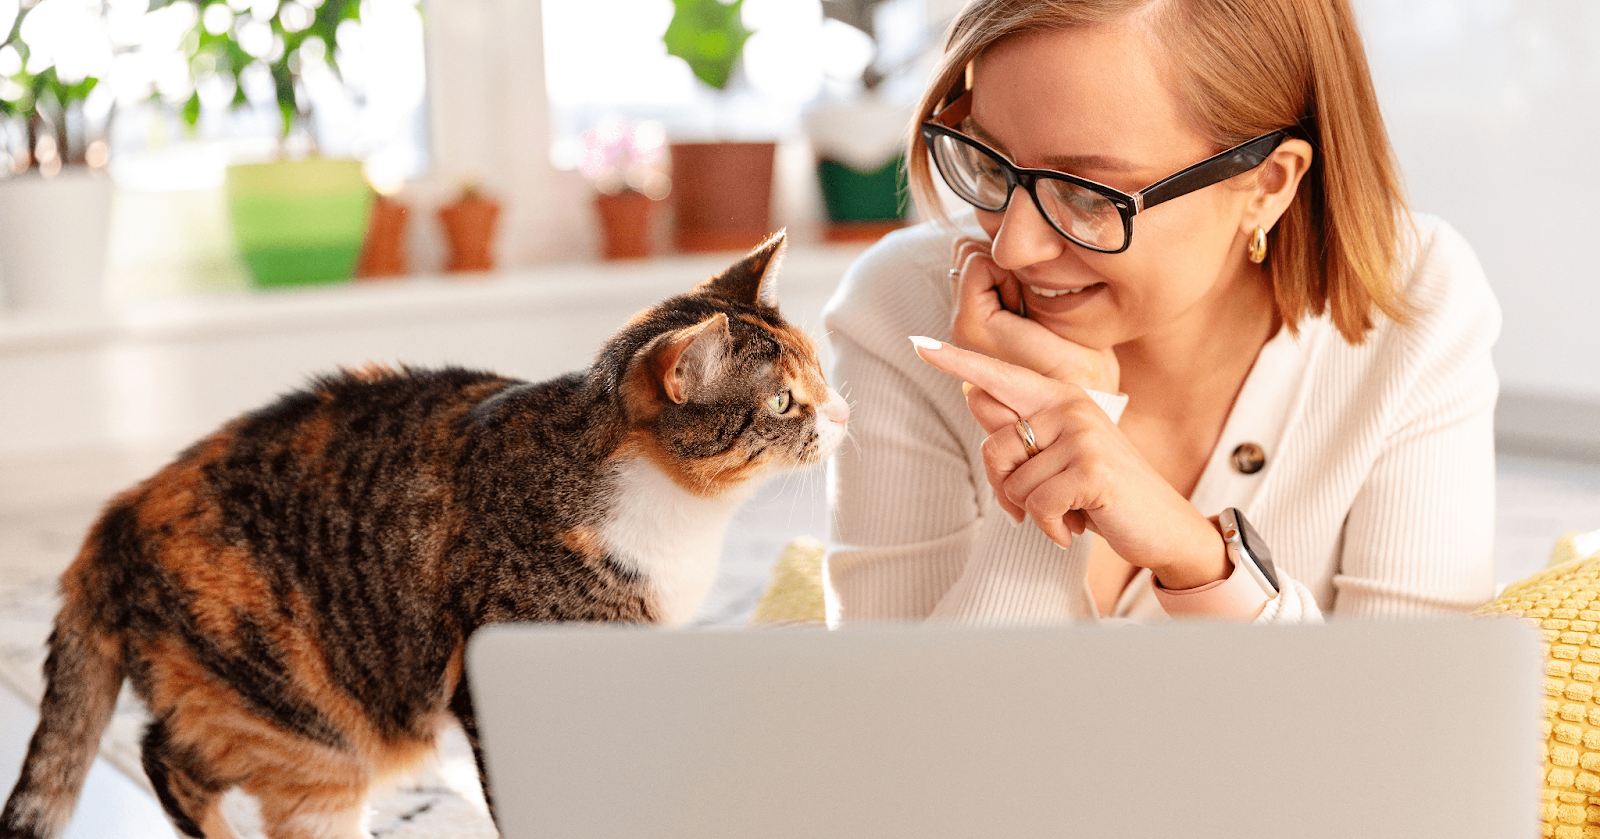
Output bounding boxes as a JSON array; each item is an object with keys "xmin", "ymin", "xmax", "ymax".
[{"xmin": 1244, "ymin": 138, "xmax": 1314, "ymax": 234}]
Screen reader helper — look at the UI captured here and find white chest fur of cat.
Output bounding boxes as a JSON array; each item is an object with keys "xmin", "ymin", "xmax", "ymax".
[{"xmin": 599, "ymin": 456, "xmax": 765, "ymax": 625}]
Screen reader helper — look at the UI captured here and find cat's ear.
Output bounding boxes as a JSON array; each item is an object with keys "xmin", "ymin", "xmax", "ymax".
[
  {"xmin": 654, "ymin": 313, "xmax": 731, "ymax": 404},
  {"xmin": 695, "ymin": 230, "xmax": 785, "ymax": 308}
]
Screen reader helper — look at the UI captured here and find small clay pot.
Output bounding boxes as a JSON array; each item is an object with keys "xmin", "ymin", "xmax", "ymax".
[
  {"xmin": 356, "ymin": 194, "xmax": 410, "ymax": 279},
  {"xmin": 438, "ymin": 188, "xmax": 500, "ymax": 273},
  {"xmin": 668, "ymin": 141, "xmax": 776, "ymax": 253},
  {"xmin": 593, "ymin": 190, "xmax": 656, "ymax": 260}
]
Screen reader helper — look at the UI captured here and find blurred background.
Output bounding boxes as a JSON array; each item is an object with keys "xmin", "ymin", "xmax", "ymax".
[{"xmin": 0, "ymin": 0, "xmax": 1598, "ymax": 598}]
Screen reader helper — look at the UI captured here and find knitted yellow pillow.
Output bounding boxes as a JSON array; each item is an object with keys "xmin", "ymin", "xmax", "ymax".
[
  {"xmin": 1477, "ymin": 529, "xmax": 1600, "ymax": 839},
  {"xmin": 750, "ymin": 536, "xmax": 827, "ymax": 625}
]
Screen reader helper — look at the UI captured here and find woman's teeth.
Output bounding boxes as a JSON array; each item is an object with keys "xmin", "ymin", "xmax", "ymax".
[{"xmin": 1028, "ymin": 283, "xmax": 1099, "ymax": 298}]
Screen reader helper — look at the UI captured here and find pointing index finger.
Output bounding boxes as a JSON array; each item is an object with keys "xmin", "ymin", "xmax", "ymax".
[{"xmin": 909, "ymin": 336, "xmax": 1059, "ymax": 418}]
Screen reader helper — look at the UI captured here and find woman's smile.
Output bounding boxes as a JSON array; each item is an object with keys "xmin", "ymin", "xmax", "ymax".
[
  {"xmin": 1021, "ymin": 280, "xmax": 1108, "ymax": 316},
  {"xmin": 1026, "ymin": 282, "xmax": 1100, "ymax": 298}
]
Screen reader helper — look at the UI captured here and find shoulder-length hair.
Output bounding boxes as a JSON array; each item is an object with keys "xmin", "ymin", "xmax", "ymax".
[{"xmin": 906, "ymin": 0, "xmax": 1411, "ymax": 343}]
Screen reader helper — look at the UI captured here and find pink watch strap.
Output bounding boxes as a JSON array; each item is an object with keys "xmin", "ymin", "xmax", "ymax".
[{"xmin": 1152, "ymin": 557, "xmax": 1273, "ymax": 620}]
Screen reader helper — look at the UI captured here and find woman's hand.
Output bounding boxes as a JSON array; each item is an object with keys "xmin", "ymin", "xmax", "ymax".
[
  {"xmin": 949, "ymin": 237, "xmax": 1121, "ymax": 394},
  {"xmin": 910, "ymin": 336, "xmax": 1229, "ymax": 590}
]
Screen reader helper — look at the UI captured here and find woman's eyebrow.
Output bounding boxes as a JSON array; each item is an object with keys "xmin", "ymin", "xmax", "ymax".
[{"xmin": 965, "ymin": 116, "xmax": 1140, "ymax": 176}]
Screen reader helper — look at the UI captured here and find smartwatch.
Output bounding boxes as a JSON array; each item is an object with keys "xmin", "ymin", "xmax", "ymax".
[
  {"xmin": 1220, "ymin": 507, "xmax": 1279, "ymax": 599},
  {"xmin": 1152, "ymin": 507, "xmax": 1280, "ymax": 618}
]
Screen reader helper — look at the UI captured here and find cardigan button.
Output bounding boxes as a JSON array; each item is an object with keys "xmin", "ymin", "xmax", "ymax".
[{"xmin": 1231, "ymin": 442, "xmax": 1267, "ymax": 474}]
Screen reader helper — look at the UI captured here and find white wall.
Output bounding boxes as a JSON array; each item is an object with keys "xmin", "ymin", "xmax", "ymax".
[{"xmin": 1354, "ymin": 1, "xmax": 1600, "ymax": 452}]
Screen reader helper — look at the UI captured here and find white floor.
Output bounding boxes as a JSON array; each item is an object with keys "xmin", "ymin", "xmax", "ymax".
[{"xmin": 0, "ymin": 450, "xmax": 1596, "ymax": 836}]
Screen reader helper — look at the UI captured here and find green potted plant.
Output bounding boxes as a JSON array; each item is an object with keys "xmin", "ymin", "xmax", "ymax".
[
  {"xmin": 180, "ymin": 0, "xmax": 374, "ymax": 288},
  {"xmin": 661, "ymin": 0, "xmax": 775, "ymax": 253},
  {"xmin": 0, "ymin": 3, "xmax": 114, "ymax": 312},
  {"xmin": 805, "ymin": 0, "xmax": 915, "ymax": 242}
]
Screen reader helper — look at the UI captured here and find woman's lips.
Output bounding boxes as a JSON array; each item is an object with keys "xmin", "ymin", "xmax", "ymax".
[{"xmin": 1024, "ymin": 282, "xmax": 1106, "ymax": 314}]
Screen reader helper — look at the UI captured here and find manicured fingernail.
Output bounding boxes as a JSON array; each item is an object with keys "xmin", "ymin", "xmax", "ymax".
[
  {"xmin": 961, "ymin": 381, "xmax": 973, "ymax": 396},
  {"xmin": 908, "ymin": 336, "xmax": 941, "ymax": 350}
]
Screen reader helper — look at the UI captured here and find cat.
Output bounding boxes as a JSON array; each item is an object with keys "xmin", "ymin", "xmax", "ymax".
[{"xmin": 0, "ymin": 231, "xmax": 849, "ymax": 839}]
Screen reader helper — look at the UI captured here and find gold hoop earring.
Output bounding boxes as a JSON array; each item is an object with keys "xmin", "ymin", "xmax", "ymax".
[{"xmin": 1248, "ymin": 226, "xmax": 1268, "ymax": 264}]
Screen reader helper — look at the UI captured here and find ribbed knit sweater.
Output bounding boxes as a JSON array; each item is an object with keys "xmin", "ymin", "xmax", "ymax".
[{"xmin": 821, "ymin": 213, "xmax": 1501, "ymax": 624}]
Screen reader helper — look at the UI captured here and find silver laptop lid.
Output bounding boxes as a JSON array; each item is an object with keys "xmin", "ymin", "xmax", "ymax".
[{"xmin": 468, "ymin": 621, "xmax": 1540, "ymax": 839}]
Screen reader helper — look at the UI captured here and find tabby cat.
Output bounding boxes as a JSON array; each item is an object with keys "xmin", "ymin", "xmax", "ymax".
[{"xmin": 0, "ymin": 232, "xmax": 848, "ymax": 839}]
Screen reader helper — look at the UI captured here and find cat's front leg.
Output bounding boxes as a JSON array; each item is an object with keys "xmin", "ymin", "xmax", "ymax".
[{"xmin": 448, "ymin": 675, "xmax": 498, "ymax": 831}]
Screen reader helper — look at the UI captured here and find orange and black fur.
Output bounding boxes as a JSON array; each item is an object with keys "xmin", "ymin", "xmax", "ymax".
[{"xmin": 0, "ymin": 233, "xmax": 849, "ymax": 839}]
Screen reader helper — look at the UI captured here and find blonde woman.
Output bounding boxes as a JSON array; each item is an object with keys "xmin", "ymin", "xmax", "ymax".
[{"xmin": 822, "ymin": 0, "xmax": 1500, "ymax": 623}]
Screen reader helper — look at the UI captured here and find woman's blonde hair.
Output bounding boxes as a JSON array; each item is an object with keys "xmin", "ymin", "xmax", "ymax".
[{"xmin": 907, "ymin": 0, "xmax": 1411, "ymax": 343}]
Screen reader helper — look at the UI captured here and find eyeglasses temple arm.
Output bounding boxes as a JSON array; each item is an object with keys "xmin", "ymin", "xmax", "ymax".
[
  {"xmin": 928, "ymin": 64, "xmax": 974, "ymax": 128},
  {"xmin": 1137, "ymin": 131, "xmax": 1286, "ymax": 212}
]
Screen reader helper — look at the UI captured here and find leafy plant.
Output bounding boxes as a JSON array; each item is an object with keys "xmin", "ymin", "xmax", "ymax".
[
  {"xmin": 662, "ymin": 0, "xmax": 751, "ymax": 92},
  {"xmin": 177, "ymin": 0, "xmax": 362, "ymax": 143},
  {"xmin": 0, "ymin": 3, "xmax": 106, "ymax": 172}
]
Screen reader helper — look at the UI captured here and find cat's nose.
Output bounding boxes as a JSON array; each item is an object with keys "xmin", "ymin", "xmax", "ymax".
[{"xmin": 822, "ymin": 389, "xmax": 849, "ymax": 425}]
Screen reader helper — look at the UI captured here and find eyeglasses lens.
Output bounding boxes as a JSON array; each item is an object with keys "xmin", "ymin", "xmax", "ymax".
[
  {"xmin": 1033, "ymin": 179, "xmax": 1124, "ymax": 251},
  {"xmin": 931, "ymin": 132, "xmax": 1127, "ymax": 252},
  {"xmin": 930, "ymin": 133, "xmax": 1009, "ymax": 211}
]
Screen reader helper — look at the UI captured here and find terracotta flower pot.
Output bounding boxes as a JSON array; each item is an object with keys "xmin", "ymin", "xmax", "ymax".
[
  {"xmin": 356, "ymin": 194, "xmax": 410, "ymax": 279},
  {"xmin": 593, "ymin": 190, "xmax": 656, "ymax": 260},
  {"xmin": 668, "ymin": 141, "xmax": 775, "ymax": 253},
  {"xmin": 438, "ymin": 189, "xmax": 500, "ymax": 273}
]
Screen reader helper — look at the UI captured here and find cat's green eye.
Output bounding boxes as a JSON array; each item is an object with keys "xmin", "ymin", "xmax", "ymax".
[{"xmin": 767, "ymin": 391, "xmax": 791, "ymax": 414}]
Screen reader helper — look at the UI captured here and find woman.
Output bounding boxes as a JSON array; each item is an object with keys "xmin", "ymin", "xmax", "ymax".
[{"xmin": 821, "ymin": 0, "xmax": 1500, "ymax": 623}]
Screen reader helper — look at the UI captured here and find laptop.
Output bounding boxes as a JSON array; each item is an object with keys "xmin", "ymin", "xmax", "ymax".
[{"xmin": 467, "ymin": 620, "xmax": 1541, "ymax": 839}]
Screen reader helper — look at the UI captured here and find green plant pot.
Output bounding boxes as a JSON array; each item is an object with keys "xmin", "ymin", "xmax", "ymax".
[
  {"xmin": 817, "ymin": 153, "xmax": 907, "ymax": 222},
  {"xmin": 225, "ymin": 158, "xmax": 374, "ymax": 288}
]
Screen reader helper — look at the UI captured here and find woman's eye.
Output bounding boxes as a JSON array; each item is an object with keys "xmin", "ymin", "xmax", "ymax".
[{"xmin": 767, "ymin": 391, "xmax": 791, "ymax": 414}]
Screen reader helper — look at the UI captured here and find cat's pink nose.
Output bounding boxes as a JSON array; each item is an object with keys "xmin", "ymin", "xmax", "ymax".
[{"xmin": 822, "ymin": 392, "xmax": 849, "ymax": 425}]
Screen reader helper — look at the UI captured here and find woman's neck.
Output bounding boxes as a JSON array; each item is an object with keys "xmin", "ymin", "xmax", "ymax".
[{"xmin": 1114, "ymin": 265, "xmax": 1280, "ymax": 421}]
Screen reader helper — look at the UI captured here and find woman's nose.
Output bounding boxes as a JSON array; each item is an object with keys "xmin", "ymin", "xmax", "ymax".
[{"xmin": 989, "ymin": 186, "xmax": 1065, "ymax": 271}]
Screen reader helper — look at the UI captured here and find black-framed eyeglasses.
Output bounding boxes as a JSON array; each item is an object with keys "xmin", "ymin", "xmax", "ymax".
[{"xmin": 921, "ymin": 81, "xmax": 1292, "ymax": 254}]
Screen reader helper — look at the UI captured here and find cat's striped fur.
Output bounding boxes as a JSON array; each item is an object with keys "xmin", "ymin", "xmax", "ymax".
[{"xmin": 1, "ymin": 233, "xmax": 849, "ymax": 839}]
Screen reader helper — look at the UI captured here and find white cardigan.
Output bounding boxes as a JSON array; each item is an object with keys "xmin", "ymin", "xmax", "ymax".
[{"xmin": 820, "ymin": 213, "xmax": 1501, "ymax": 624}]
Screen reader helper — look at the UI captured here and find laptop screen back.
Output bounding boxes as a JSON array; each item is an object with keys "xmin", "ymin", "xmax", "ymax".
[{"xmin": 468, "ymin": 621, "xmax": 1539, "ymax": 839}]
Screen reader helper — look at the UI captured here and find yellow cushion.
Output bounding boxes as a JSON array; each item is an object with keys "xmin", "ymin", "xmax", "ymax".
[
  {"xmin": 750, "ymin": 537, "xmax": 827, "ymax": 625},
  {"xmin": 1477, "ymin": 529, "xmax": 1600, "ymax": 838}
]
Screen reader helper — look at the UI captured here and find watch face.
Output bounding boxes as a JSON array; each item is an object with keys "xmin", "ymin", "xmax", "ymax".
[{"xmin": 1232, "ymin": 511, "xmax": 1279, "ymax": 591}]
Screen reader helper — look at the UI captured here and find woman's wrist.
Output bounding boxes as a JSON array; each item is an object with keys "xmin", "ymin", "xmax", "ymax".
[{"xmin": 1149, "ymin": 519, "xmax": 1231, "ymax": 591}]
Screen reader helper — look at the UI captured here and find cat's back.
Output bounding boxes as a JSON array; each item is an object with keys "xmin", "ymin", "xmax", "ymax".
[
  {"xmin": 97, "ymin": 365, "xmax": 519, "ymax": 617},
  {"xmin": 197, "ymin": 364, "xmax": 515, "ymax": 536}
]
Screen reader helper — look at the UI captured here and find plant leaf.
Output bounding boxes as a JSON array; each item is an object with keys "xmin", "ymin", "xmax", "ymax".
[
  {"xmin": 662, "ymin": 0, "xmax": 750, "ymax": 92},
  {"xmin": 182, "ymin": 90, "xmax": 201, "ymax": 128},
  {"xmin": 270, "ymin": 61, "xmax": 295, "ymax": 137}
]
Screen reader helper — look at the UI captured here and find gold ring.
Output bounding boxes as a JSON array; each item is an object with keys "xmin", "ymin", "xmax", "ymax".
[{"xmin": 1014, "ymin": 419, "xmax": 1040, "ymax": 457}]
